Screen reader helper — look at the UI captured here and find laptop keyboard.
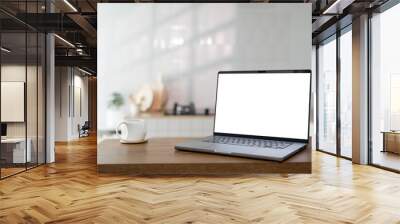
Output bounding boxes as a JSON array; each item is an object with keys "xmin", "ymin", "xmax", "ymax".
[{"xmin": 204, "ymin": 136, "xmax": 292, "ymax": 149}]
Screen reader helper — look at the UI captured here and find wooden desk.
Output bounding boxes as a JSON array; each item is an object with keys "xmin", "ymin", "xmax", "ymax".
[
  {"xmin": 382, "ymin": 131, "xmax": 400, "ymax": 154},
  {"xmin": 1, "ymin": 138, "xmax": 32, "ymax": 165},
  {"xmin": 98, "ymin": 138, "xmax": 311, "ymax": 175}
]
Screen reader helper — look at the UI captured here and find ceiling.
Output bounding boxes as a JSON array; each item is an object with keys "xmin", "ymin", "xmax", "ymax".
[{"xmin": 0, "ymin": 0, "xmax": 391, "ymax": 75}]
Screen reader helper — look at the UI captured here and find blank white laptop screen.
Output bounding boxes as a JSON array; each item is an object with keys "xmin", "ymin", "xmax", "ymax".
[{"xmin": 214, "ymin": 72, "xmax": 311, "ymax": 140}]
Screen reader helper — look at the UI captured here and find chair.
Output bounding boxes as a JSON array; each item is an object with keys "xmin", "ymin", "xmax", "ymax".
[{"xmin": 79, "ymin": 121, "xmax": 90, "ymax": 138}]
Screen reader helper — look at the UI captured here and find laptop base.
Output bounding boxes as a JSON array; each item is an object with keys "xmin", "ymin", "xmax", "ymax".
[{"xmin": 175, "ymin": 136, "xmax": 306, "ymax": 162}]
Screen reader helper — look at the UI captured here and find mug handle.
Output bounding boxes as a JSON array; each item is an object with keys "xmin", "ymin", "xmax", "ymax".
[{"xmin": 116, "ymin": 122, "xmax": 127, "ymax": 138}]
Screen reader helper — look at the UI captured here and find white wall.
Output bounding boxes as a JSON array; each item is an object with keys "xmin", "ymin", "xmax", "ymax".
[
  {"xmin": 72, "ymin": 74, "xmax": 89, "ymax": 138},
  {"xmin": 55, "ymin": 67, "xmax": 89, "ymax": 141},
  {"xmin": 1, "ymin": 66, "xmax": 27, "ymax": 135},
  {"xmin": 55, "ymin": 67, "xmax": 69, "ymax": 141},
  {"xmin": 98, "ymin": 3, "xmax": 312, "ymax": 131},
  {"xmin": 1, "ymin": 65, "xmax": 40, "ymax": 138}
]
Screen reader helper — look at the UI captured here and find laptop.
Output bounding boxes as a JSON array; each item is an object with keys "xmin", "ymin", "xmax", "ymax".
[{"xmin": 175, "ymin": 70, "xmax": 311, "ymax": 161}]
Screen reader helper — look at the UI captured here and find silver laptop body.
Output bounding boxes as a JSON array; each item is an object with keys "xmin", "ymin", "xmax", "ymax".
[{"xmin": 175, "ymin": 70, "xmax": 311, "ymax": 162}]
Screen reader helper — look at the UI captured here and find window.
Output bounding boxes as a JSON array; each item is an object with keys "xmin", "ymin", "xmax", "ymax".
[
  {"xmin": 0, "ymin": 1, "xmax": 47, "ymax": 179},
  {"xmin": 339, "ymin": 28, "xmax": 352, "ymax": 158},
  {"xmin": 317, "ymin": 26, "xmax": 353, "ymax": 159},
  {"xmin": 318, "ymin": 36, "xmax": 337, "ymax": 154},
  {"xmin": 370, "ymin": 3, "xmax": 400, "ymax": 171}
]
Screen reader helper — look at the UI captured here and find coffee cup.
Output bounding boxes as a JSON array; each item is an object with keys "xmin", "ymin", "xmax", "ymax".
[{"xmin": 116, "ymin": 119, "xmax": 147, "ymax": 143}]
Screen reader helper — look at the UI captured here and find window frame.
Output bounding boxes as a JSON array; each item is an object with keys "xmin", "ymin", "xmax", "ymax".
[{"xmin": 316, "ymin": 24, "xmax": 353, "ymax": 161}]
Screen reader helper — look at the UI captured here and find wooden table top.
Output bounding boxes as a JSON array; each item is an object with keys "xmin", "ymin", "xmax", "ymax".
[{"xmin": 98, "ymin": 138, "xmax": 311, "ymax": 175}]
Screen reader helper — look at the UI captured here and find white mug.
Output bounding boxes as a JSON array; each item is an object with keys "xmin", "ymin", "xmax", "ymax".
[{"xmin": 116, "ymin": 119, "xmax": 147, "ymax": 143}]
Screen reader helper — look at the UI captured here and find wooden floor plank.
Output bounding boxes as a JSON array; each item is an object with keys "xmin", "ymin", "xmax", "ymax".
[{"xmin": 0, "ymin": 135, "xmax": 399, "ymax": 223}]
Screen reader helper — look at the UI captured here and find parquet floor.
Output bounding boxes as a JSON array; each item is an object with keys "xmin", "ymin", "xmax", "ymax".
[
  {"xmin": 1, "ymin": 135, "xmax": 400, "ymax": 224},
  {"xmin": 1, "ymin": 167, "xmax": 26, "ymax": 178}
]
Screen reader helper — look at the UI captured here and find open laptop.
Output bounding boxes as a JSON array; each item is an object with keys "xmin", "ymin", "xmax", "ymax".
[{"xmin": 175, "ymin": 70, "xmax": 311, "ymax": 161}]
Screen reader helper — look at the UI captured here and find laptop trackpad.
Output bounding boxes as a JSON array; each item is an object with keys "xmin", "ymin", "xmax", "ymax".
[{"xmin": 213, "ymin": 144, "xmax": 246, "ymax": 154}]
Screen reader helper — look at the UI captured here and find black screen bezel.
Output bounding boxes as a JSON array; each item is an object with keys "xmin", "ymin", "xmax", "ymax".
[{"xmin": 213, "ymin": 70, "xmax": 312, "ymax": 144}]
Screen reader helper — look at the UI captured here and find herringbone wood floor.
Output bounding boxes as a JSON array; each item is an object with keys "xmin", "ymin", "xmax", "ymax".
[{"xmin": 1, "ymin": 136, "xmax": 400, "ymax": 224}]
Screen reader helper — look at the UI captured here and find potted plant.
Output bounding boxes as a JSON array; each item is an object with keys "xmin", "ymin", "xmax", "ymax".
[{"xmin": 108, "ymin": 92, "xmax": 124, "ymax": 110}]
